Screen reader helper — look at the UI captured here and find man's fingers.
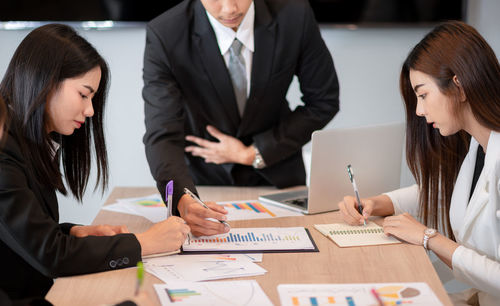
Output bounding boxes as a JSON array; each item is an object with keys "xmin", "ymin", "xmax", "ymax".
[
  {"xmin": 185, "ymin": 135, "xmax": 216, "ymax": 149},
  {"xmin": 185, "ymin": 146, "xmax": 211, "ymax": 158},
  {"xmin": 206, "ymin": 125, "xmax": 225, "ymax": 141},
  {"xmin": 205, "ymin": 201, "xmax": 228, "ymax": 214}
]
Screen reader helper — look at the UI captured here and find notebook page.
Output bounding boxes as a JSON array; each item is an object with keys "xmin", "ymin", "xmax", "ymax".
[{"xmin": 314, "ymin": 222, "xmax": 401, "ymax": 247}]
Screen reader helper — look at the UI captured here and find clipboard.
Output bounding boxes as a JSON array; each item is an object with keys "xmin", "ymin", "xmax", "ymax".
[{"xmin": 181, "ymin": 227, "xmax": 319, "ymax": 254}]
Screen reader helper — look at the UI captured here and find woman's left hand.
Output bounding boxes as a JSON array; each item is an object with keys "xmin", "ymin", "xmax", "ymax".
[
  {"xmin": 70, "ymin": 224, "xmax": 129, "ymax": 237},
  {"xmin": 382, "ymin": 213, "xmax": 426, "ymax": 245}
]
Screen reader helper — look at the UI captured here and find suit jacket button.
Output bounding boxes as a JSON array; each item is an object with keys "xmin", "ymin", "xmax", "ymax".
[
  {"xmin": 109, "ymin": 260, "xmax": 117, "ymax": 268},
  {"xmin": 123, "ymin": 257, "xmax": 130, "ymax": 265},
  {"xmin": 117, "ymin": 258, "xmax": 123, "ymax": 266}
]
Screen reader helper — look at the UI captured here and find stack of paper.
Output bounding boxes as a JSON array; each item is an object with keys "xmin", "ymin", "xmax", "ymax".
[
  {"xmin": 144, "ymin": 254, "xmax": 267, "ymax": 282},
  {"xmin": 154, "ymin": 280, "xmax": 273, "ymax": 306}
]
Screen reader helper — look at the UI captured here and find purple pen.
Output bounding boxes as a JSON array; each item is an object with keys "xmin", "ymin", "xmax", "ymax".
[{"xmin": 166, "ymin": 180, "xmax": 173, "ymax": 218}]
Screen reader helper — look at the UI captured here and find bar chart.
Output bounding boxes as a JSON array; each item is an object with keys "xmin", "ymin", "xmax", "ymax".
[
  {"xmin": 182, "ymin": 227, "xmax": 317, "ymax": 252},
  {"xmin": 219, "ymin": 200, "xmax": 302, "ymax": 221}
]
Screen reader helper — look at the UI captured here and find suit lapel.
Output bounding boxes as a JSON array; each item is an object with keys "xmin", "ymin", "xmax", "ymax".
[
  {"xmin": 192, "ymin": 0, "xmax": 240, "ymax": 130},
  {"xmin": 238, "ymin": 0, "xmax": 276, "ymax": 136},
  {"xmin": 457, "ymin": 132, "xmax": 500, "ymax": 241}
]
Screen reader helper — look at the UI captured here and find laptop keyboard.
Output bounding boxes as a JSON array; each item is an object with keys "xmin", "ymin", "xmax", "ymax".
[{"xmin": 283, "ymin": 197, "xmax": 308, "ymax": 208}]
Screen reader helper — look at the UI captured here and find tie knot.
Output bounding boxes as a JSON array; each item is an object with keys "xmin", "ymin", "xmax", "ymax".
[{"xmin": 230, "ymin": 39, "xmax": 243, "ymax": 55}]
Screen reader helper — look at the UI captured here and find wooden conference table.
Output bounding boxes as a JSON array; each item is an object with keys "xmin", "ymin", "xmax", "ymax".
[{"xmin": 46, "ymin": 186, "xmax": 452, "ymax": 305}]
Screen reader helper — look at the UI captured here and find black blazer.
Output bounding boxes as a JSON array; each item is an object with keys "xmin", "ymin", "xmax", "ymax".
[
  {"xmin": 143, "ymin": 0, "xmax": 340, "ymax": 210},
  {"xmin": 0, "ymin": 130, "xmax": 141, "ymax": 299}
]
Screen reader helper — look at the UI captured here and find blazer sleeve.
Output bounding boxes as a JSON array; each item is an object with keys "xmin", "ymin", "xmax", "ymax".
[
  {"xmin": 383, "ymin": 184, "xmax": 420, "ymax": 217},
  {"xmin": 452, "ymin": 246, "xmax": 500, "ymax": 297},
  {"xmin": 253, "ymin": 4, "xmax": 340, "ymax": 167},
  {"xmin": 451, "ymin": 162, "xmax": 500, "ymax": 297},
  {"xmin": 0, "ymin": 156, "xmax": 141, "ymax": 278},
  {"xmin": 142, "ymin": 24, "xmax": 197, "ymax": 211}
]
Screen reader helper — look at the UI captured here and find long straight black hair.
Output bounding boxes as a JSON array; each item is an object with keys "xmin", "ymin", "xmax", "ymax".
[
  {"xmin": 400, "ymin": 21, "xmax": 500, "ymax": 239},
  {"xmin": 0, "ymin": 23, "xmax": 109, "ymax": 201}
]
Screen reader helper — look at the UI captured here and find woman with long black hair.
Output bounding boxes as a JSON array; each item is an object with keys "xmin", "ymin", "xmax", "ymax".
[{"xmin": 0, "ymin": 24, "xmax": 190, "ymax": 300}]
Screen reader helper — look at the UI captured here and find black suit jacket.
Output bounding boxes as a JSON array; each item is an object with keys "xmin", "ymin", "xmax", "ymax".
[
  {"xmin": 0, "ymin": 130, "xmax": 141, "ymax": 299},
  {"xmin": 143, "ymin": 0, "xmax": 340, "ymax": 211}
]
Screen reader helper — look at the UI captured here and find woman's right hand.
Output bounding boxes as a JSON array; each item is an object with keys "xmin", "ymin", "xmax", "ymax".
[
  {"xmin": 338, "ymin": 196, "xmax": 374, "ymax": 225},
  {"xmin": 135, "ymin": 216, "xmax": 190, "ymax": 256}
]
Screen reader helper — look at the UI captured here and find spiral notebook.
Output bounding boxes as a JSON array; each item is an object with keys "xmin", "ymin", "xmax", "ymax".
[{"xmin": 314, "ymin": 222, "xmax": 401, "ymax": 247}]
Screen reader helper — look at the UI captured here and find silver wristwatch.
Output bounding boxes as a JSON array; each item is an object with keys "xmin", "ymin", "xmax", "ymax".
[
  {"xmin": 422, "ymin": 228, "xmax": 437, "ymax": 250},
  {"xmin": 251, "ymin": 145, "xmax": 266, "ymax": 169}
]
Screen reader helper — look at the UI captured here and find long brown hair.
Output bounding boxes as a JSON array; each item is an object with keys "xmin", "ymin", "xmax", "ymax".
[
  {"xmin": 0, "ymin": 24, "xmax": 109, "ymax": 201},
  {"xmin": 400, "ymin": 21, "xmax": 500, "ymax": 239}
]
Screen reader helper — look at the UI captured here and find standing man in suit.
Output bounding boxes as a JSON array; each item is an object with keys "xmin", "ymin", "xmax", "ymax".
[{"xmin": 143, "ymin": 0, "xmax": 340, "ymax": 236}]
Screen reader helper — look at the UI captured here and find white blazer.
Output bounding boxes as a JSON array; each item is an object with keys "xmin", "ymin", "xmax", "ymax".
[{"xmin": 385, "ymin": 131, "xmax": 500, "ymax": 305}]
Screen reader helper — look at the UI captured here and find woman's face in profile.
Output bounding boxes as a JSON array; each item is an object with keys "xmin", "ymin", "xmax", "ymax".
[
  {"xmin": 410, "ymin": 69, "xmax": 463, "ymax": 137},
  {"xmin": 45, "ymin": 66, "xmax": 101, "ymax": 135}
]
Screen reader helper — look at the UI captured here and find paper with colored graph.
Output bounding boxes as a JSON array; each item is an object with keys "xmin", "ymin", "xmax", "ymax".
[
  {"xmin": 278, "ymin": 282, "xmax": 442, "ymax": 306},
  {"xmin": 102, "ymin": 194, "xmax": 301, "ymax": 223},
  {"xmin": 102, "ymin": 194, "xmax": 166, "ymax": 223},
  {"xmin": 154, "ymin": 280, "xmax": 272, "ymax": 306},
  {"xmin": 183, "ymin": 227, "xmax": 317, "ymax": 253},
  {"xmin": 143, "ymin": 254, "xmax": 266, "ymax": 282},
  {"xmin": 314, "ymin": 222, "xmax": 401, "ymax": 247},
  {"xmin": 218, "ymin": 200, "xmax": 302, "ymax": 220}
]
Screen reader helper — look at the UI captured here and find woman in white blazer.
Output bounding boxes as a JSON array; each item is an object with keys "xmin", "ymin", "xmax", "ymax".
[{"xmin": 338, "ymin": 21, "xmax": 500, "ymax": 305}]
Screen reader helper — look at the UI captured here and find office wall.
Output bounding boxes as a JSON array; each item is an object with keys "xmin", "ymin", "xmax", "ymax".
[{"xmin": 0, "ymin": 0, "xmax": 498, "ymax": 225}]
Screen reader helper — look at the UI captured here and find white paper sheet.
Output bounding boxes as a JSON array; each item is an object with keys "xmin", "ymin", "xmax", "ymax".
[
  {"xmin": 154, "ymin": 280, "xmax": 273, "ymax": 306},
  {"xmin": 278, "ymin": 282, "xmax": 443, "ymax": 306},
  {"xmin": 101, "ymin": 195, "xmax": 302, "ymax": 223},
  {"xmin": 217, "ymin": 200, "xmax": 303, "ymax": 220},
  {"xmin": 182, "ymin": 227, "xmax": 316, "ymax": 252},
  {"xmin": 144, "ymin": 254, "xmax": 266, "ymax": 282},
  {"xmin": 101, "ymin": 194, "xmax": 166, "ymax": 223}
]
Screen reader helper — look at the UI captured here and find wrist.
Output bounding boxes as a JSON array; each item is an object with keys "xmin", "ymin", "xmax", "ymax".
[
  {"xmin": 177, "ymin": 194, "xmax": 192, "ymax": 217},
  {"xmin": 422, "ymin": 227, "xmax": 438, "ymax": 250},
  {"xmin": 250, "ymin": 145, "xmax": 266, "ymax": 169},
  {"xmin": 135, "ymin": 233, "xmax": 149, "ymax": 256},
  {"xmin": 242, "ymin": 145, "xmax": 255, "ymax": 166}
]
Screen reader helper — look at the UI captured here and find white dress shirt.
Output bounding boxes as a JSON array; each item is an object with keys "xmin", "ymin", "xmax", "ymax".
[{"xmin": 206, "ymin": 2, "xmax": 254, "ymax": 97}]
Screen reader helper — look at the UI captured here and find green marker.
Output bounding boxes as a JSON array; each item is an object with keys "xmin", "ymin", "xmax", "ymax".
[{"xmin": 135, "ymin": 261, "xmax": 144, "ymax": 296}]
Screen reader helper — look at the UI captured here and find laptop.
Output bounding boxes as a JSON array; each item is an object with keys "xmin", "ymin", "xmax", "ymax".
[{"xmin": 258, "ymin": 123, "xmax": 406, "ymax": 214}]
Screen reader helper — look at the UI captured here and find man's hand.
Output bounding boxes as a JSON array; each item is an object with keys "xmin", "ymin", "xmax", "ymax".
[
  {"xmin": 178, "ymin": 193, "xmax": 230, "ymax": 236},
  {"xmin": 70, "ymin": 224, "xmax": 129, "ymax": 237},
  {"xmin": 185, "ymin": 125, "xmax": 255, "ymax": 165}
]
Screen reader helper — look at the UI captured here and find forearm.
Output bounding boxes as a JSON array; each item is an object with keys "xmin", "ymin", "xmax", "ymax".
[
  {"xmin": 427, "ymin": 233, "xmax": 460, "ymax": 268},
  {"xmin": 369, "ymin": 194, "xmax": 395, "ymax": 216}
]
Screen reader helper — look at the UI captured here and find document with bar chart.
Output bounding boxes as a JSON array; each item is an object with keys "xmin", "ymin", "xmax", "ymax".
[
  {"xmin": 182, "ymin": 227, "xmax": 318, "ymax": 253},
  {"xmin": 154, "ymin": 280, "xmax": 273, "ymax": 306},
  {"xmin": 219, "ymin": 200, "xmax": 302, "ymax": 220},
  {"xmin": 277, "ymin": 283, "xmax": 442, "ymax": 306}
]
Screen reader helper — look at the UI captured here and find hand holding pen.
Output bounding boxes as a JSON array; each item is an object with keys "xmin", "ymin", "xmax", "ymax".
[
  {"xmin": 347, "ymin": 165, "xmax": 366, "ymax": 226},
  {"xmin": 178, "ymin": 188, "xmax": 230, "ymax": 236}
]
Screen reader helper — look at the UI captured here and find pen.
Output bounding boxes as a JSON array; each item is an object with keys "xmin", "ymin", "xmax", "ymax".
[
  {"xmin": 370, "ymin": 288, "xmax": 384, "ymax": 306},
  {"xmin": 347, "ymin": 164, "xmax": 366, "ymax": 226},
  {"xmin": 183, "ymin": 187, "xmax": 230, "ymax": 228},
  {"xmin": 135, "ymin": 261, "xmax": 144, "ymax": 296},
  {"xmin": 166, "ymin": 180, "xmax": 173, "ymax": 218}
]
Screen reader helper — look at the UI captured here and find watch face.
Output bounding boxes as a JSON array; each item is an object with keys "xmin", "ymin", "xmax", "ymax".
[{"xmin": 424, "ymin": 228, "xmax": 437, "ymax": 236}]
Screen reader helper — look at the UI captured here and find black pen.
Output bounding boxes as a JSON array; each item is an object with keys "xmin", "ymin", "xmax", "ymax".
[
  {"xmin": 347, "ymin": 165, "xmax": 366, "ymax": 226},
  {"xmin": 183, "ymin": 188, "xmax": 230, "ymax": 228}
]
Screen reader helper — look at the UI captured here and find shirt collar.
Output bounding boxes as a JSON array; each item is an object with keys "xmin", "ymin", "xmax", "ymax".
[{"xmin": 206, "ymin": 1, "xmax": 255, "ymax": 55}]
